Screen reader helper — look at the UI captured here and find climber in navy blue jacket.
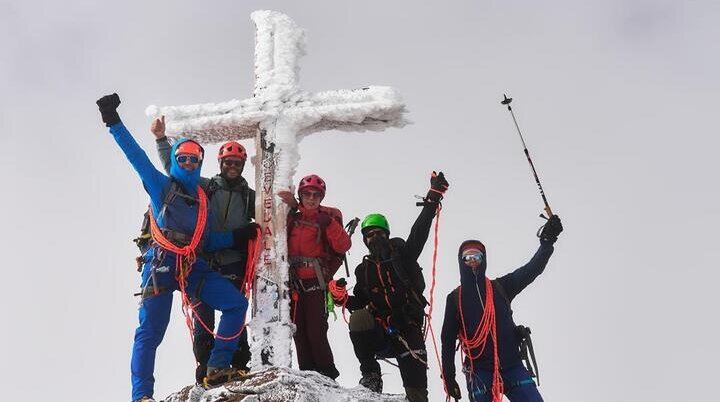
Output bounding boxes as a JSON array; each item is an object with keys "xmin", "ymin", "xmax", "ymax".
[
  {"xmin": 96, "ymin": 93, "xmax": 256, "ymax": 402},
  {"xmin": 440, "ymin": 215, "xmax": 563, "ymax": 402}
]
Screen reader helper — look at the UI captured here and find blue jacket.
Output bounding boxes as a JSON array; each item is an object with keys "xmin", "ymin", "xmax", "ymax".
[
  {"xmin": 108, "ymin": 122, "xmax": 232, "ymax": 253},
  {"xmin": 440, "ymin": 239, "xmax": 554, "ymax": 378}
]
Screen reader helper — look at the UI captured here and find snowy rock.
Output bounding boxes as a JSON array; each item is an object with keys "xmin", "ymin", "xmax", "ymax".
[{"xmin": 161, "ymin": 367, "xmax": 407, "ymax": 402}]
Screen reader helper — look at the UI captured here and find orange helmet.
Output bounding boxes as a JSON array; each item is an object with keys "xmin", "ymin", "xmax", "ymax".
[
  {"xmin": 218, "ymin": 141, "xmax": 247, "ymax": 161},
  {"xmin": 175, "ymin": 140, "xmax": 203, "ymax": 159}
]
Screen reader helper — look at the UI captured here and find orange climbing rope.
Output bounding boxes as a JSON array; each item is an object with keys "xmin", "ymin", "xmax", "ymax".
[
  {"xmin": 243, "ymin": 226, "xmax": 262, "ymax": 295},
  {"xmin": 458, "ymin": 279, "xmax": 504, "ymax": 402},
  {"xmin": 422, "ymin": 203, "xmax": 454, "ymax": 400},
  {"xmin": 328, "ymin": 279, "xmax": 350, "ymax": 324},
  {"xmin": 148, "ymin": 186, "xmax": 245, "ymax": 342}
]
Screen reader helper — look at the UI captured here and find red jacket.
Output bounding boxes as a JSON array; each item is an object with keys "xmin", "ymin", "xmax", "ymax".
[{"xmin": 288, "ymin": 205, "xmax": 351, "ymax": 281}]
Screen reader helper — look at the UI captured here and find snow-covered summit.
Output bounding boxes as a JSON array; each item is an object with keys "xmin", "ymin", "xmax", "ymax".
[{"xmin": 162, "ymin": 366, "xmax": 407, "ymax": 402}]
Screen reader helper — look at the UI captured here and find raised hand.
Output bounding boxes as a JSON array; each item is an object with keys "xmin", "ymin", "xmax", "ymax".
[
  {"xmin": 150, "ymin": 115, "xmax": 166, "ymax": 139},
  {"xmin": 426, "ymin": 170, "xmax": 449, "ymax": 202},
  {"xmin": 277, "ymin": 190, "xmax": 299, "ymax": 209},
  {"xmin": 96, "ymin": 93, "xmax": 121, "ymax": 127},
  {"xmin": 539, "ymin": 215, "xmax": 563, "ymax": 243}
]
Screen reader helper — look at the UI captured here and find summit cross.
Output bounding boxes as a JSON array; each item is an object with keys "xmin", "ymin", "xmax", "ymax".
[{"xmin": 146, "ymin": 10, "xmax": 408, "ymax": 368}]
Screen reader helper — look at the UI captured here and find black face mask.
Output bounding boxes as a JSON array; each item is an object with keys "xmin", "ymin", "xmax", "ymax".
[{"xmin": 367, "ymin": 236, "xmax": 391, "ymax": 259}]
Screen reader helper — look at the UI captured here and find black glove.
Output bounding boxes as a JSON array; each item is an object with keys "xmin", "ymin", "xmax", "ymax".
[
  {"xmin": 426, "ymin": 171, "xmax": 449, "ymax": 202},
  {"xmin": 445, "ymin": 378, "xmax": 462, "ymax": 400},
  {"xmin": 539, "ymin": 215, "xmax": 563, "ymax": 243},
  {"xmin": 96, "ymin": 93, "xmax": 122, "ymax": 127},
  {"xmin": 232, "ymin": 223, "xmax": 260, "ymax": 250}
]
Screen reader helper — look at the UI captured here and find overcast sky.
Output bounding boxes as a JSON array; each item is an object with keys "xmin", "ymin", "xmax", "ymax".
[{"xmin": 2, "ymin": 1, "xmax": 719, "ymax": 401}]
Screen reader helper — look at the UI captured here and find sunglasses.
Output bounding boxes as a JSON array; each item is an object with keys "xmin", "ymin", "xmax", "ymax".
[
  {"xmin": 223, "ymin": 159, "xmax": 244, "ymax": 167},
  {"xmin": 176, "ymin": 155, "xmax": 200, "ymax": 164},
  {"xmin": 462, "ymin": 252, "xmax": 484, "ymax": 263},
  {"xmin": 300, "ymin": 191, "xmax": 323, "ymax": 199}
]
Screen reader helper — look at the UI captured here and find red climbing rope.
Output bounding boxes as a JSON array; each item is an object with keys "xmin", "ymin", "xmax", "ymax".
[
  {"xmin": 148, "ymin": 186, "xmax": 245, "ymax": 342},
  {"xmin": 242, "ymin": 226, "xmax": 263, "ymax": 295},
  {"xmin": 328, "ymin": 279, "xmax": 350, "ymax": 324},
  {"xmin": 422, "ymin": 203, "xmax": 455, "ymax": 400},
  {"xmin": 458, "ymin": 279, "xmax": 504, "ymax": 402}
]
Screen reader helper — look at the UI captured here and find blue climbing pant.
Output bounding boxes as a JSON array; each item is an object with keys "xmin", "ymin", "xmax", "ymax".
[
  {"xmin": 130, "ymin": 254, "xmax": 248, "ymax": 401},
  {"xmin": 466, "ymin": 365, "xmax": 543, "ymax": 402}
]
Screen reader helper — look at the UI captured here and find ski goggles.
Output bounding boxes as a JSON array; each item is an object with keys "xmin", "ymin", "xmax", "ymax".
[
  {"xmin": 176, "ymin": 155, "xmax": 201, "ymax": 164},
  {"xmin": 462, "ymin": 251, "xmax": 484, "ymax": 263}
]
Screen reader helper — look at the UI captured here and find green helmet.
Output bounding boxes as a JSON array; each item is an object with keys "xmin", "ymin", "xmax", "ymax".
[{"xmin": 361, "ymin": 213, "xmax": 390, "ymax": 235}]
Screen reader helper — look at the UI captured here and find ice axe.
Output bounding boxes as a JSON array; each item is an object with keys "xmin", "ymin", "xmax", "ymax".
[
  {"xmin": 501, "ymin": 94, "xmax": 554, "ymax": 219},
  {"xmin": 342, "ymin": 218, "xmax": 361, "ymax": 277}
]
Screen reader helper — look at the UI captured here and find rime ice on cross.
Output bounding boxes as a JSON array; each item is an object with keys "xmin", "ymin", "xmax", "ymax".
[{"xmin": 146, "ymin": 10, "xmax": 408, "ymax": 368}]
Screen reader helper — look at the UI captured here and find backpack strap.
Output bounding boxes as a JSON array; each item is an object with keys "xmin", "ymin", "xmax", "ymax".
[
  {"xmin": 389, "ymin": 243, "xmax": 428, "ymax": 307},
  {"xmin": 158, "ymin": 178, "xmax": 198, "ymax": 220},
  {"xmin": 205, "ymin": 177, "xmax": 221, "ymax": 201},
  {"xmin": 491, "ymin": 279, "xmax": 512, "ymax": 314}
]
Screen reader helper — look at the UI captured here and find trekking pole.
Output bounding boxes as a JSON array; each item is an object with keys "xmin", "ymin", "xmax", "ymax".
[
  {"xmin": 501, "ymin": 94, "xmax": 554, "ymax": 219},
  {"xmin": 343, "ymin": 218, "xmax": 361, "ymax": 277}
]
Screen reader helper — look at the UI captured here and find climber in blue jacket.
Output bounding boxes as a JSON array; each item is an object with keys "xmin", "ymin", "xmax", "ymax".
[{"xmin": 96, "ymin": 93, "xmax": 256, "ymax": 402}]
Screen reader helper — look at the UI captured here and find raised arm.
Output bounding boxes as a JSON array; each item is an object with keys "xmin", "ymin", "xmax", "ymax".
[
  {"xmin": 97, "ymin": 94, "xmax": 166, "ymax": 203},
  {"xmin": 151, "ymin": 115, "xmax": 173, "ymax": 174},
  {"xmin": 404, "ymin": 171, "xmax": 449, "ymax": 262},
  {"xmin": 500, "ymin": 215, "xmax": 563, "ymax": 300}
]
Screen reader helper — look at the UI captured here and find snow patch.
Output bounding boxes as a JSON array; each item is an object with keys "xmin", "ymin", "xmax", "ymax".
[{"xmin": 162, "ymin": 367, "xmax": 407, "ymax": 402}]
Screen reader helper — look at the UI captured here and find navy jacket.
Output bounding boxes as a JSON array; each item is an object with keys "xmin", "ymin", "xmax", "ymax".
[{"xmin": 441, "ymin": 239, "xmax": 554, "ymax": 379}]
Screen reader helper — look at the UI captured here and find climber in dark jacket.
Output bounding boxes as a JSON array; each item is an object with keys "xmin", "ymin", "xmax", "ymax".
[
  {"xmin": 440, "ymin": 215, "xmax": 563, "ymax": 402},
  {"xmin": 331, "ymin": 171, "xmax": 449, "ymax": 402}
]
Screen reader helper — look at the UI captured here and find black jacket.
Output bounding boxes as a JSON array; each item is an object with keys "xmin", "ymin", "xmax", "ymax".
[{"xmin": 346, "ymin": 201, "xmax": 438, "ymax": 329}]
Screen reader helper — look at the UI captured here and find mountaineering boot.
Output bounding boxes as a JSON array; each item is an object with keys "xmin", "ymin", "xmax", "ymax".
[
  {"xmin": 188, "ymin": 383, "xmax": 205, "ymax": 402},
  {"xmin": 359, "ymin": 371, "xmax": 383, "ymax": 393},
  {"xmin": 316, "ymin": 365, "xmax": 340, "ymax": 380},
  {"xmin": 132, "ymin": 397, "xmax": 156, "ymax": 402},
  {"xmin": 204, "ymin": 366, "xmax": 248, "ymax": 388},
  {"xmin": 404, "ymin": 386, "xmax": 429, "ymax": 402}
]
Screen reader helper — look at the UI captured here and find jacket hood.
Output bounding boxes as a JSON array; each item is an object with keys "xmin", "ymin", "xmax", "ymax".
[
  {"xmin": 170, "ymin": 138, "xmax": 204, "ymax": 195},
  {"xmin": 458, "ymin": 239, "xmax": 487, "ymax": 287}
]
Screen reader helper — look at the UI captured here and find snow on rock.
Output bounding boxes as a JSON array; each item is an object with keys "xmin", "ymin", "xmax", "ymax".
[{"xmin": 161, "ymin": 367, "xmax": 407, "ymax": 402}]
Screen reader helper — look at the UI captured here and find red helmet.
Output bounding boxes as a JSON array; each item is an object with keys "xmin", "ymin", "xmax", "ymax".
[
  {"xmin": 298, "ymin": 174, "xmax": 326, "ymax": 195},
  {"xmin": 175, "ymin": 141, "xmax": 203, "ymax": 159},
  {"xmin": 218, "ymin": 141, "xmax": 247, "ymax": 161}
]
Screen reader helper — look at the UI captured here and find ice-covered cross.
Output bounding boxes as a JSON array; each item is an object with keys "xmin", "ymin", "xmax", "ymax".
[{"xmin": 146, "ymin": 10, "xmax": 407, "ymax": 368}]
